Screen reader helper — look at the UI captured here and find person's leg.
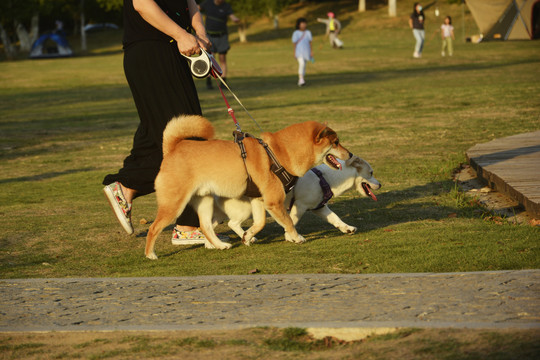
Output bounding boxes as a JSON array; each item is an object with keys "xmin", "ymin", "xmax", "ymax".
[
  {"xmin": 297, "ymin": 57, "xmax": 306, "ymax": 86},
  {"xmin": 413, "ymin": 29, "xmax": 422, "ymax": 57},
  {"xmin": 218, "ymin": 53, "xmax": 228, "ymax": 79},
  {"xmin": 329, "ymin": 32, "xmax": 336, "ymax": 47},
  {"xmin": 104, "ymin": 41, "xmax": 202, "ymax": 234},
  {"xmin": 418, "ymin": 30, "xmax": 425, "ymax": 54},
  {"xmin": 448, "ymin": 37, "xmax": 453, "ymax": 56},
  {"xmin": 442, "ymin": 38, "xmax": 447, "ymax": 56}
]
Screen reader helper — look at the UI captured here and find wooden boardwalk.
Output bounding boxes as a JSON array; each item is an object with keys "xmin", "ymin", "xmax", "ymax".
[{"xmin": 466, "ymin": 131, "xmax": 540, "ymax": 219}]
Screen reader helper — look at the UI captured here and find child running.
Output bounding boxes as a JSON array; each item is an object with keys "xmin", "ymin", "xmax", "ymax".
[{"xmin": 292, "ymin": 17, "xmax": 313, "ymax": 87}]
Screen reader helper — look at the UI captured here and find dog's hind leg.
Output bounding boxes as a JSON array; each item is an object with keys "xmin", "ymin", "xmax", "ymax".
[
  {"xmin": 312, "ymin": 205, "xmax": 357, "ymax": 234},
  {"xmin": 242, "ymin": 198, "xmax": 265, "ymax": 245},
  {"xmin": 193, "ymin": 196, "xmax": 232, "ymax": 250},
  {"xmin": 146, "ymin": 204, "xmax": 184, "ymax": 260}
]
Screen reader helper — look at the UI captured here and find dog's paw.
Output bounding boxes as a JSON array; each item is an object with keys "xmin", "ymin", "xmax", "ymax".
[
  {"xmin": 146, "ymin": 252, "xmax": 158, "ymax": 260},
  {"xmin": 284, "ymin": 232, "xmax": 306, "ymax": 244},
  {"xmin": 215, "ymin": 241, "xmax": 232, "ymax": 250},
  {"xmin": 340, "ymin": 225, "xmax": 357, "ymax": 234}
]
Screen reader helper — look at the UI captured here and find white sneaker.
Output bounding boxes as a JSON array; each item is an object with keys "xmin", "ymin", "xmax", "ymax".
[
  {"xmin": 171, "ymin": 227, "xmax": 229, "ymax": 248},
  {"xmin": 103, "ymin": 182, "xmax": 134, "ymax": 235},
  {"xmin": 441, "ymin": 51, "xmax": 445, "ymax": 57},
  {"xmin": 298, "ymin": 78, "xmax": 305, "ymax": 87},
  {"xmin": 413, "ymin": 52, "xmax": 421, "ymax": 58}
]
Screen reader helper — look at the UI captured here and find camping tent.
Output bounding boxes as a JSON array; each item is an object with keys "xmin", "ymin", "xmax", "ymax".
[
  {"xmin": 30, "ymin": 32, "xmax": 73, "ymax": 59},
  {"xmin": 466, "ymin": 0, "xmax": 540, "ymax": 40}
]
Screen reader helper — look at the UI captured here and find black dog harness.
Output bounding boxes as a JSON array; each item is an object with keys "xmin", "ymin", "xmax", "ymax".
[
  {"xmin": 288, "ymin": 167, "xmax": 334, "ymax": 211},
  {"xmin": 234, "ymin": 131, "xmax": 298, "ymax": 198}
]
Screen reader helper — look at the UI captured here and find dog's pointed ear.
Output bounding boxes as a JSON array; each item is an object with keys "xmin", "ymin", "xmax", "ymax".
[
  {"xmin": 315, "ymin": 126, "xmax": 337, "ymax": 144},
  {"xmin": 346, "ymin": 155, "xmax": 363, "ymax": 169}
]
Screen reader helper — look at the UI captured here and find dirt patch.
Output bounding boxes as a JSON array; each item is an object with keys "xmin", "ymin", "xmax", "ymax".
[{"xmin": 454, "ymin": 165, "xmax": 534, "ymax": 225}]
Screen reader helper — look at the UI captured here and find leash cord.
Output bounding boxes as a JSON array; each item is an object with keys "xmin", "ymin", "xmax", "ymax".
[{"xmin": 213, "ymin": 72, "xmax": 263, "ymax": 132}]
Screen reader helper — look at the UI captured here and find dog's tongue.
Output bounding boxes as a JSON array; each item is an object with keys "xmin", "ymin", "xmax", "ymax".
[
  {"xmin": 327, "ymin": 154, "xmax": 342, "ymax": 170},
  {"xmin": 362, "ymin": 183, "xmax": 377, "ymax": 201}
]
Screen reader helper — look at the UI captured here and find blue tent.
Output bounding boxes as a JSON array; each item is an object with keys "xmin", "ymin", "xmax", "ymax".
[{"xmin": 30, "ymin": 32, "xmax": 73, "ymax": 59}]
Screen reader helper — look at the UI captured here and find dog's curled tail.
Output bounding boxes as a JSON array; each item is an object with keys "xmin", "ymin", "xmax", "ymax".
[{"xmin": 162, "ymin": 115, "xmax": 215, "ymax": 156}]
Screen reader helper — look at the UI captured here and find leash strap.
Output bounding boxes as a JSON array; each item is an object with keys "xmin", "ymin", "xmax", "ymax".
[
  {"xmin": 217, "ymin": 82, "xmax": 242, "ymax": 132},
  {"xmin": 213, "ymin": 72, "xmax": 263, "ymax": 132}
]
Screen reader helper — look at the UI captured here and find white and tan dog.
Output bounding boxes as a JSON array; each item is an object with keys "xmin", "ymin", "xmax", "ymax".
[
  {"xmin": 213, "ymin": 155, "xmax": 380, "ymax": 240},
  {"xmin": 145, "ymin": 115, "xmax": 351, "ymax": 259}
]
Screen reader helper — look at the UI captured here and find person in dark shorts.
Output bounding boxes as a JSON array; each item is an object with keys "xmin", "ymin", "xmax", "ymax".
[
  {"xmin": 103, "ymin": 0, "xmax": 216, "ymax": 245},
  {"xmin": 198, "ymin": 0, "xmax": 240, "ymax": 89}
]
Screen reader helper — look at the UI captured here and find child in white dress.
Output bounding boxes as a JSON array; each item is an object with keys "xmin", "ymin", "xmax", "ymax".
[{"xmin": 292, "ymin": 17, "xmax": 313, "ymax": 86}]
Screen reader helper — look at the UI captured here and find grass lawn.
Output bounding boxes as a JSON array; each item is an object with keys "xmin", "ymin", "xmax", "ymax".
[{"xmin": 0, "ymin": 0, "xmax": 538, "ymax": 278}]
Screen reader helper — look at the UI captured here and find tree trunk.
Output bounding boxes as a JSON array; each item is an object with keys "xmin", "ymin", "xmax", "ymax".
[
  {"xmin": 359, "ymin": 0, "xmax": 366, "ymax": 12},
  {"xmin": 29, "ymin": 14, "xmax": 39, "ymax": 45},
  {"xmin": 0, "ymin": 22, "xmax": 16, "ymax": 59},
  {"xmin": 80, "ymin": 0, "xmax": 87, "ymax": 52},
  {"xmin": 15, "ymin": 21, "xmax": 32, "ymax": 52},
  {"xmin": 388, "ymin": 0, "xmax": 397, "ymax": 17}
]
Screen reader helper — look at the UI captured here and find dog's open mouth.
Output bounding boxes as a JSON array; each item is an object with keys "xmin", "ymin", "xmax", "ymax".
[
  {"xmin": 326, "ymin": 154, "xmax": 342, "ymax": 170},
  {"xmin": 362, "ymin": 182, "xmax": 377, "ymax": 201}
]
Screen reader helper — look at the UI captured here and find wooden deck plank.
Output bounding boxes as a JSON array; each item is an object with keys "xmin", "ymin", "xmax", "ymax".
[{"xmin": 466, "ymin": 131, "xmax": 540, "ymax": 218}]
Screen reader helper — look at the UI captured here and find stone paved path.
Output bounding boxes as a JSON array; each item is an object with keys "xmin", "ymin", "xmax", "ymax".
[{"xmin": 1, "ymin": 270, "xmax": 538, "ymax": 332}]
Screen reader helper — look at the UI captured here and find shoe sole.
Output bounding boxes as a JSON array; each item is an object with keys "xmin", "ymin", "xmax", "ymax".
[
  {"xmin": 103, "ymin": 186, "xmax": 134, "ymax": 235},
  {"xmin": 171, "ymin": 239, "xmax": 207, "ymax": 245}
]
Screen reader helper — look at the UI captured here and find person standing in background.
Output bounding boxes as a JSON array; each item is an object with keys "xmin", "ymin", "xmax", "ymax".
[
  {"xmin": 317, "ymin": 12, "xmax": 343, "ymax": 48},
  {"xmin": 199, "ymin": 0, "xmax": 240, "ymax": 89},
  {"xmin": 441, "ymin": 15, "xmax": 455, "ymax": 56},
  {"xmin": 409, "ymin": 2, "xmax": 425, "ymax": 58},
  {"xmin": 292, "ymin": 17, "xmax": 313, "ymax": 87}
]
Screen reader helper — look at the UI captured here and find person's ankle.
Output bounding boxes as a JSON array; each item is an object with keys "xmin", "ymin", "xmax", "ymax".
[
  {"xmin": 119, "ymin": 183, "xmax": 135, "ymax": 203},
  {"xmin": 175, "ymin": 225, "xmax": 198, "ymax": 232}
]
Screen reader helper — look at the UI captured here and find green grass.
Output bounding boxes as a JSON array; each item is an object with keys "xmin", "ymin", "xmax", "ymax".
[
  {"xmin": 0, "ymin": 0, "xmax": 538, "ymax": 278},
  {"xmin": 2, "ymin": 328, "xmax": 539, "ymax": 359}
]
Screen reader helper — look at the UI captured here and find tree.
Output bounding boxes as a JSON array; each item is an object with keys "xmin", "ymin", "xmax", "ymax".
[
  {"xmin": 359, "ymin": 0, "xmax": 366, "ymax": 12},
  {"xmin": 389, "ymin": 0, "xmax": 397, "ymax": 17}
]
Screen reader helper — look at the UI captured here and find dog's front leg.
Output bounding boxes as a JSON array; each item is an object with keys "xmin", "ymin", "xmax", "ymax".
[
  {"xmin": 193, "ymin": 196, "xmax": 232, "ymax": 250},
  {"xmin": 242, "ymin": 198, "xmax": 265, "ymax": 245},
  {"xmin": 265, "ymin": 198, "xmax": 306, "ymax": 244},
  {"xmin": 312, "ymin": 205, "xmax": 357, "ymax": 234}
]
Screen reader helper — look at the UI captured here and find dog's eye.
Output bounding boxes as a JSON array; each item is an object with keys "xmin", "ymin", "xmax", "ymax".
[{"xmin": 334, "ymin": 139, "xmax": 340, "ymax": 146}]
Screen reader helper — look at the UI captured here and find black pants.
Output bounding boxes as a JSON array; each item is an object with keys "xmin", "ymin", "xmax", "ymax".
[{"xmin": 103, "ymin": 40, "xmax": 201, "ymax": 227}]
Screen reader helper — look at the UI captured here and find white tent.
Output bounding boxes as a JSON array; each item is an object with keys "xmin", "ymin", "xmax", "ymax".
[{"xmin": 466, "ymin": 0, "xmax": 540, "ymax": 40}]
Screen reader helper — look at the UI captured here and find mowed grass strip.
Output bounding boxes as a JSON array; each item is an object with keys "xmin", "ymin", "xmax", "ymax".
[{"xmin": 0, "ymin": 1, "xmax": 538, "ymax": 278}]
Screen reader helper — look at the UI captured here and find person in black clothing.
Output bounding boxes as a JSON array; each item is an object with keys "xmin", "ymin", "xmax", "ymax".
[
  {"xmin": 199, "ymin": 0, "xmax": 240, "ymax": 89},
  {"xmin": 409, "ymin": 2, "xmax": 425, "ymax": 58},
  {"xmin": 103, "ymin": 0, "xmax": 214, "ymax": 245}
]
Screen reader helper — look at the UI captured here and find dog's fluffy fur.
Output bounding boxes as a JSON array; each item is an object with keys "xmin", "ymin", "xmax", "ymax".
[
  {"xmin": 214, "ymin": 155, "xmax": 381, "ymax": 238},
  {"xmin": 145, "ymin": 115, "xmax": 351, "ymax": 259}
]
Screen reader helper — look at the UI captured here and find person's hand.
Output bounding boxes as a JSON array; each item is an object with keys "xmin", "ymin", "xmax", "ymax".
[
  {"xmin": 176, "ymin": 32, "xmax": 200, "ymax": 56},
  {"xmin": 196, "ymin": 32, "xmax": 212, "ymax": 51}
]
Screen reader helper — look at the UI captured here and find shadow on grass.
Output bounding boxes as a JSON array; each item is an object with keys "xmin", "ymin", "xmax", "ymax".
[
  {"xmin": 232, "ymin": 179, "xmax": 481, "ymax": 244},
  {"xmin": 131, "ymin": 179, "xmax": 481, "ymax": 249},
  {"xmin": 0, "ymin": 167, "xmax": 96, "ymax": 184}
]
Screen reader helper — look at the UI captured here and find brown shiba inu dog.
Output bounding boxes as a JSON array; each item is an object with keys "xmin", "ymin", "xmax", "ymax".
[{"xmin": 145, "ymin": 115, "xmax": 350, "ymax": 259}]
